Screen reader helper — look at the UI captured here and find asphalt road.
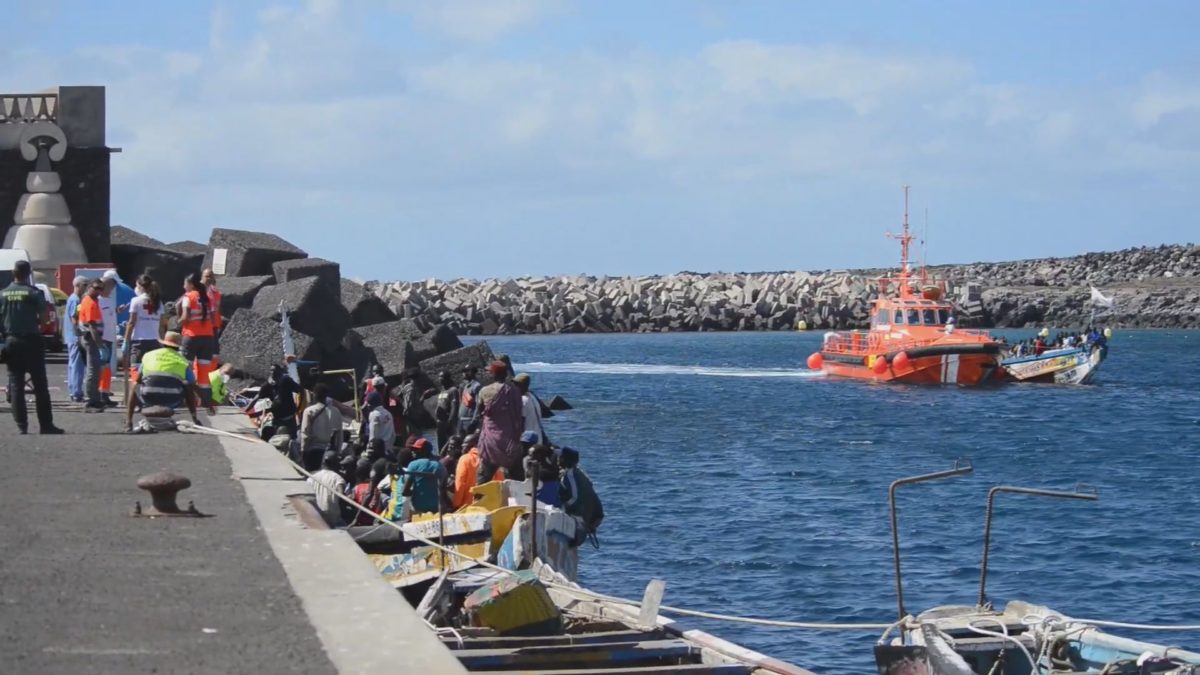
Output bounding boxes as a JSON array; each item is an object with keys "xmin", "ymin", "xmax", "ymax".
[{"xmin": 0, "ymin": 356, "xmax": 335, "ymax": 675}]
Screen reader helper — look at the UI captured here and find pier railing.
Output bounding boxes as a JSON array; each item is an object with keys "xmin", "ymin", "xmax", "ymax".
[{"xmin": 0, "ymin": 93, "xmax": 58, "ymax": 123}]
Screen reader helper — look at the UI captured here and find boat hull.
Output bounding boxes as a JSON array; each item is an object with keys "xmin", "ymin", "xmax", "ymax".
[
  {"xmin": 1003, "ymin": 346, "xmax": 1105, "ymax": 384},
  {"xmin": 822, "ymin": 350, "xmax": 1003, "ymax": 385}
]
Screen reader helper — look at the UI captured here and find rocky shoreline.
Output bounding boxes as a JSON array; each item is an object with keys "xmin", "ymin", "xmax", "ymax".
[{"xmin": 366, "ymin": 244, "xmax": 1200, "ymax": 333}]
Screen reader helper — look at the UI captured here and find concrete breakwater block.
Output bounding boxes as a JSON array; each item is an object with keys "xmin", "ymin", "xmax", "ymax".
[
  {"xmin": 273, "ymin": 257, "xmax": 340, "ymax": 293},
  {"xmin": 347, "ymin": 321, "xmax": 419, "ymax": 380},
  {"xmin": 110, "ymin": 225, "xmax": 203, "ymax": 300},
  {"xmin": 417, "ymin": 341, "xmax": 496, "ymax": 386},
  {"xmin": 202, "ymin": 227, "xmax": 306, "ymax": 277},
  {"xmin": 216, "ymin": 275, "xmax": 273, "ymax": 318},
  {"xmin": 340, "ymin": 279, "xmax": 397, "ymax": 327},
  {"xmin": 220, "ymin": 308, "xmax": 320, "ymax": 382},
  {"xmin": 251, "ymin": 276, "xmax": 352, "ymax": 351}
]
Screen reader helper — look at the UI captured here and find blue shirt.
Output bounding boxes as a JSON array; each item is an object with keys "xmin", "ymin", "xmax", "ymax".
[
  {"xmin": 63, "ymin": 293, "xmax": 81, "ymax": 341},
  {"xmin": 404, "ymin": 458, "xmax": 445, "ymax": 514}
]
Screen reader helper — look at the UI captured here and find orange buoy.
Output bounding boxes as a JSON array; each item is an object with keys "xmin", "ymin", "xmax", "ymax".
[
  {"xmin": 893, "ymin": 351, "xmax": 911, "ymax": 371},
  {"xmin": 872, "ymin": 355, "xmax": 889, "ymax": 374},
  {"xmin": 807, "ymin": 353, "xmax": 824, "ymax": 370}
]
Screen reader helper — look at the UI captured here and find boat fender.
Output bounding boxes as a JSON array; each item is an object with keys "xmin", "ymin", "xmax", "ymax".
[
  {"xmin": 893, "ymin": 351, "xmax": 911, "ymax": 371},
  {"xmin": 807, "ymin": 353, "xmax": 823, "ymax": 370},
  {"xmin": 872, "ymin": 356, "xmax": 889, "ymax": 374}
]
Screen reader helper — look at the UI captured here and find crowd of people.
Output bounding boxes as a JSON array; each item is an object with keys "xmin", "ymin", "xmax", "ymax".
[
  {"xmin": 1004, "ymin": 327, "xmax": 1109, "ymax": 358},
  {"xmin": 277, "ymin": 358, "xmax": 602, "ymax": 543}
]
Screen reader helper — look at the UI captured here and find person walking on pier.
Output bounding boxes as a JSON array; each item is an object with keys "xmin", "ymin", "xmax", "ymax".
[
  {"xmin": 98, "ymin": 270, "xmax": 123, "ymax": 406},
  {"xmin": 178, "ymin": 272, "xmax": 218, "ymax": 413},
  {"xmin": 124, "ymin": 275, "xmax": 166, "ymax": 379},
  {"xmin": 77, "ymin": 280, "xmax": 107, "ymax": 412},
  {"xmin": 200, "ymin": 268, "xmax": 223, "ymax": 364},
  {"xmin": 477, "ymin": 360, "xmax": 525, "ymax": 483},
  {"xmin": 1, "ymin": 260, "xmax": 62, "ymax": 434},
  {"xmin": 63, "ymin": 276, "xmax": 87, "ymax": 402}
]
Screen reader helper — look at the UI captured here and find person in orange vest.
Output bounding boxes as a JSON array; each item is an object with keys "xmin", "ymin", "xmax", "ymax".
[
  {"xmin": 178, "ymin": 271, "xmax": 218, "ymax": 413},
  {"xmin": 200, "ymin": 268, "xmax": 223, "ymax": 364}
]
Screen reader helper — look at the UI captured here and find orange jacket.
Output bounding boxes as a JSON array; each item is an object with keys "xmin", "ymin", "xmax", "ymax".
[
  {"xmin": 453, "ymin": 448, "xmax": 502, "ymax": 509},
  {"xmin": 179, "ymin": 290, "xmax": 215, "ymax": 337}
]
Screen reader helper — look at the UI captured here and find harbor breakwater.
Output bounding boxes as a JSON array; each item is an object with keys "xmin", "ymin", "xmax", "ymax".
[{"xmin": 366, "ymin": 244, "xmax": 1200, "ymax": 334}]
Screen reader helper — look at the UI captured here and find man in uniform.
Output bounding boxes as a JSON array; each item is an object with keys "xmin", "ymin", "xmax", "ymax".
[{"xmin": 0, "ymin": 261, "xmax": 63, "ymax": 434}]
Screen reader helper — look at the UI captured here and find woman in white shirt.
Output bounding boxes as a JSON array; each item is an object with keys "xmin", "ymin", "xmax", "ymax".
[{"xmin": 124, "ymin": 274, "xmax": 167, "ymax": 373}]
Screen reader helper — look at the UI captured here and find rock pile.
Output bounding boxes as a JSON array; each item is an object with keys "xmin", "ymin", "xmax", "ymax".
[
  {"xmin": 368, "ymin": 243, "xmax": 1200, "ymax": 332},
  {"xmin": 109, "ymin": 226, "xmax": 495, "ymax": 397}
]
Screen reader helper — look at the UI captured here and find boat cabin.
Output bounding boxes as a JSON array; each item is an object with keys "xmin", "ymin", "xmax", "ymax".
[{"xmin": 871, "ymin": 298, "xmax": 954, "ymax": 331}]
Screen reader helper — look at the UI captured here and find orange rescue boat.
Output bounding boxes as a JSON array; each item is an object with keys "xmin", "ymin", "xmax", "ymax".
[{"xmin": 806, "ymin": 189, "xmax": 1005, "ymax": 385}]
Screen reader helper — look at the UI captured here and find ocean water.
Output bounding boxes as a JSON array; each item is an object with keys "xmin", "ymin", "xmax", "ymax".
[{"xmin": 469, "ymin": 330, "xmax": 1200, "ymax": 674}]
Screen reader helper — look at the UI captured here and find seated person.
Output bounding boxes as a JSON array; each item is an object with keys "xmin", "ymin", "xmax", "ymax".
[{"xmin": 125, "ymin": 330, "xmax": 200, "ymax": 432}]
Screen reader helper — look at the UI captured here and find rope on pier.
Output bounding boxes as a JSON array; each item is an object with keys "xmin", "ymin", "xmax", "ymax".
[{"xmin": 184, "ymin": 423, "xmax": 1200, "ymax": 635}]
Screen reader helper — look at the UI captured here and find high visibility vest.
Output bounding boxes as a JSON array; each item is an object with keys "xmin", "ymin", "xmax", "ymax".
[
  {"xmin": 180, "ymin": 290, "xmax": 214, "ymax": 337},
  {"xmin": 207, "ymin": 286, "xmax": 223, "ymax": 330},
  {"xmin": 139, "ymin": 347, "xmax": 190, "ymax": 408}
]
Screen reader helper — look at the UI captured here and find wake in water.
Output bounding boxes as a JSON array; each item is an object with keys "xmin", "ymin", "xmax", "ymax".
[{"xmin": 518, "ymin": 361, "xmax": 825, "ymax": 379}]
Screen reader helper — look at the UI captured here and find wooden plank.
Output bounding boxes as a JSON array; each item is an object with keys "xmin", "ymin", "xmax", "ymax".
[
  {"xmin": 453, "ymin": 639, "xmax": 696, "ymax": 670},
  {"xmin": 480, "ymin": 664, "xmax": 752, "ymax": 675},
  {"xmin": 443, "ymin": 630, "xmax": 659, "ymax": 649}
]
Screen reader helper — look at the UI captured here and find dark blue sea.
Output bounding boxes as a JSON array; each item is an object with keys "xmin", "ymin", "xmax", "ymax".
[{"xmin": 469, "ymin": 330, "xmax": 1200, "ymax": 674}]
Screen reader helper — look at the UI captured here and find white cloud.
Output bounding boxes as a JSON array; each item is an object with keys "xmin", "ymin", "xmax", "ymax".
[{"xmin": 398, "ymin": 0, "xmax": 566, "ymax": 43}]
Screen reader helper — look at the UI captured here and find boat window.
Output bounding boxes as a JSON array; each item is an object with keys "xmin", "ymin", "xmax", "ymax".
[
  {"xmin": 874, "ymin": 309, "xmax": 889, "ymax": 327},
  {"xmin": 894, "ymin": 309, "xmax": 904, "ymax": 324},
  {"xmin": 938, "ymin": 309, "xmax": 950, "ymax": 324},
  {"xmin": 922, "ymin": 309, "xmax": 937, "ymax": 325},
  {"xmin": 907, "ymin": 309, "xmax": 921, "ymax": 325}
]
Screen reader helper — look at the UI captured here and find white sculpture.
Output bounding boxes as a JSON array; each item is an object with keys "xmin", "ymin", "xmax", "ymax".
[{"xmin": 5, "ymin": 121, "xmax": 88, "ymax": 275}]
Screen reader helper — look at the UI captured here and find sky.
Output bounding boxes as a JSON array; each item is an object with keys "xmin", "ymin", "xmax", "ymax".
[{"xmin": 5, "ymin": 0, "xmax": 1200, "ymax": 280}]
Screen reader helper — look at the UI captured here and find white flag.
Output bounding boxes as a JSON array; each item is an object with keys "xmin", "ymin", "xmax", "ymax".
[{"xmin": 1089, "ymin": 286, "xmax": 1114, "ymax": 307}]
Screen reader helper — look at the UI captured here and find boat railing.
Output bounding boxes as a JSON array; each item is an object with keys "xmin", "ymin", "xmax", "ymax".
[{"xmin": 822, "ymin": 329, "xmax": 994, "ymax": 357}]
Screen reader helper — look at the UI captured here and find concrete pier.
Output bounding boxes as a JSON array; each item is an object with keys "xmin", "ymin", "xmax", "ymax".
[{"xmin": 0, "ymin": 358, "xmax": 464, "ymax": 674}]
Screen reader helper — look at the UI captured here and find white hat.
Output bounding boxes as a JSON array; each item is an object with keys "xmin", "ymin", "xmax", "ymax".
[{"xmin": 101, "ymin": 269, "xmax": 120, "ymax": 282}]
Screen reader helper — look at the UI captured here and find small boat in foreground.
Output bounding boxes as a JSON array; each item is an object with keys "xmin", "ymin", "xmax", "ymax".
[
  {"xmin": 808, "ymin": 188, "xmax": 1005, "ymax": 385},
  {"xmin": 879, "ymin": 465, "xmax": 1200, "ymax": 674},
  {"xmin": 879, "ymin": 601, "xmax": 1200, "ymax": 675},
  {"xmin": 1002, "ymin": 345, "xmax": 1106, "ymax": 385}
]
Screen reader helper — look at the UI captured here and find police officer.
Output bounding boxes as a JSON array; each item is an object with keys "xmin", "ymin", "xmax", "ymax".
[{"xmin": 0, "ymin": 261, "xmax": 63, "ymax": 434}]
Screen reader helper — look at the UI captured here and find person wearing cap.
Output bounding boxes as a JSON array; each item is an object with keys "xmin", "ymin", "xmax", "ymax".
[
  {"xmin": 512, "ymin": 372, "xmax": 545, "ymax": 445},
  {"xmin": 98, "ymin": 269, "xmax": 127, "ymax": 406},
  {"xmin": 558, "ymin": 447, "xmax": 603, "ymax": 541},
  {"xmin": 1, "ymin": 260, "xmax": 63, "ymax": 434},
  {"xmin": 77, "ymin": 279, "xmax": 107, "ymax": 411},
  {"xmin": 433, "ymin": 370, "xmax": 460, "ymax": 449},
  {"xmin": 308, "ymin": 450, "xmax": 347, "ymax": 528},
  {"xmin": 300, "ymin": 383, "xmax": 344, "ymax": 472},
  {"xmin": 457, "ymin": 365, "xmax": 483, "ymax": 434},
  {"xmin": 365, "ymin": 390, "xmax": 395, "ymax": 459},
  {"xmin": 402, "ymin": 438, "xmax": 447, "ymax": 516},
  {"xmin": 63, "ymin": 275, "xmax": 88, "ymax": 402},
  {"xmin": 475, "ymin": 360, "xmax": 525, "ymax": 482},
  {"xmin": 125, "ymin": 330, "xmax": 201, "ymax": 432},
  {"xmin": 453, "ymin": 433, "xmax": 500, "ymax": 509}
]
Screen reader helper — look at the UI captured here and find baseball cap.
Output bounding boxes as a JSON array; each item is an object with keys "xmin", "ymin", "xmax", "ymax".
[{"xmin": 101, "ymin": 269, "xmax": 120, "ymax": 282}]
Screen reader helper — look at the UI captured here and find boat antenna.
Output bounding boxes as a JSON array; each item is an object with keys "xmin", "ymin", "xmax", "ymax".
[{"xmin": 886, "ymin": 185, "xmax": 914, "ymax": 297}]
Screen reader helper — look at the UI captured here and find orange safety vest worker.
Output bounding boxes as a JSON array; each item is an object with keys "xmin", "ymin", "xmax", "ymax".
[
  {"xmin": 179, "ymin": 290, "xmax": 215, "ymax": 337},
  {"xmin": 207, "ymin": 285, "xmax": 223, "ymax": 332}
]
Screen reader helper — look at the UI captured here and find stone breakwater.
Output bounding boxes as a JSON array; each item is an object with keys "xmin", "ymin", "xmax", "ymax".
[{"xmin": 367, "ymin": 244, "xmax": 1200, "ymax": 334}]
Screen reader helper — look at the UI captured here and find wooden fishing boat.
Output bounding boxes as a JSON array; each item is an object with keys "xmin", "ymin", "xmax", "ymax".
[
  {"xmin": 879, "ymin": 466, "xmax": 1200, "ymax": 674},
  {"xmin": 878, "ymin": 601, "xmax": 1200, "ymax": 675},
  {"xmin": 1002, "ymin": 346, "xmax": 1105, "ymax": 384},
  {"xmin": 359, "ymin": 478, "xmax": 815, "ymax": 674},
  {"xmin": 807, "ymin": 188, "xmax": 1005, "ymax": 385},
  {"xmin": 420, "ymin": 562, "xmax": 817, "ymax": 675}
]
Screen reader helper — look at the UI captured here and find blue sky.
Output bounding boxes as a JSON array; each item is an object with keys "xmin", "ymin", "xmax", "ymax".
[{"xmin": 6, "ymin": 1, "xmax": 1200, "ymax": 279}]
